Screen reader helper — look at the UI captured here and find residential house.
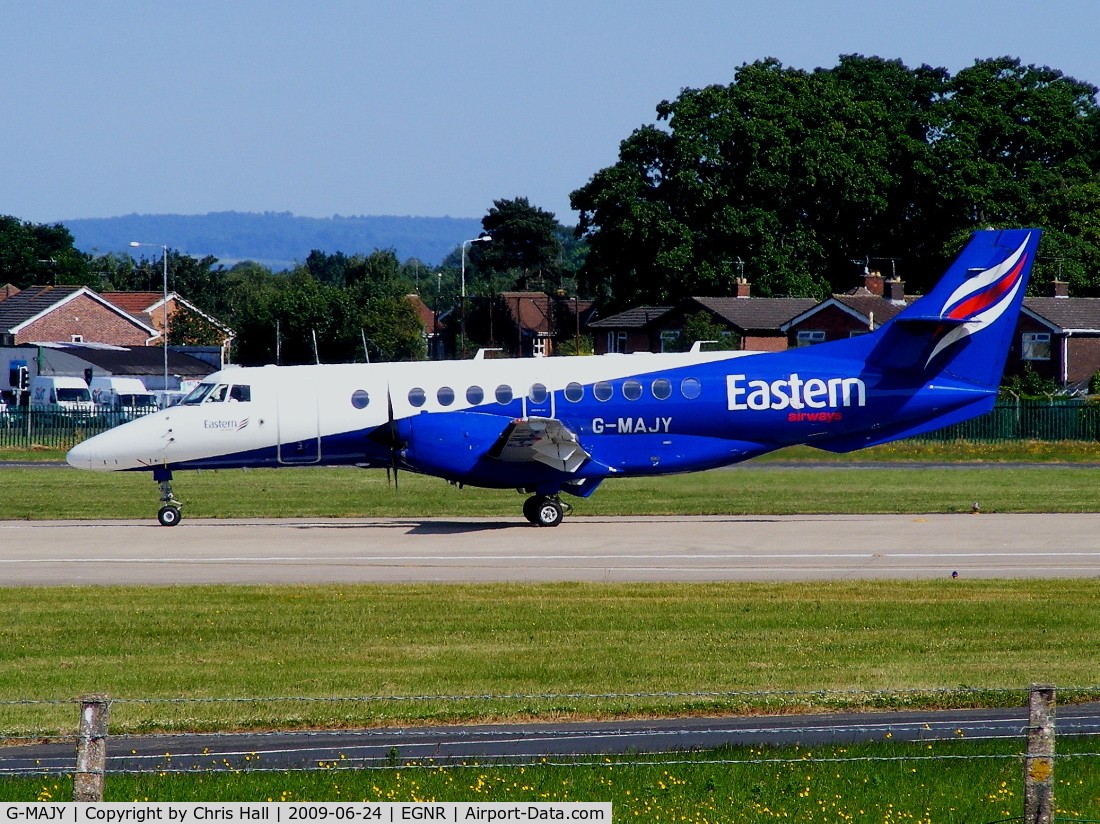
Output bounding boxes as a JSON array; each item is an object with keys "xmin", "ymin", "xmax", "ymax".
[
  {"xmin": 100, "ymin": 291, "xmax": 234, "ymax": 352},
  {"xmin": 0, "ymin": 285, "xmax": 160, "ymax": 348},
  {"xmin": 589, "ymin": 279, "xmax": 816, "ymax": 354},
  {"xmin": 781, "ymin": 273, "xmax": 912, "ymax": 346},
  {"xmin": 1012, "ymin": 285, "xmax": 1100, "ymax": 389},
  {"xmin": 490, "ymin": 292, "xmax": 596, "ymax": 357}
]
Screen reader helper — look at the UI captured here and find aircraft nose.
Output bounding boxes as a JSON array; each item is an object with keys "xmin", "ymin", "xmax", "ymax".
[{"xmin": 66, "ymin": 436, "xmax": 99, "ymax": 470}]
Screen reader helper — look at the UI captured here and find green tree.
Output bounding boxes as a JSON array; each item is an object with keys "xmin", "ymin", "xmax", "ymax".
[
  {"xmin": 0, "ymin": 216, "xmax": 93, "ymax": 288},
  {"xmin": 468, "ymin": 198, "xmax": 563, "ymax": 288},
  {"xmin": 571, "ymin": 55, "xmax": 1100, "ymax": 308}
]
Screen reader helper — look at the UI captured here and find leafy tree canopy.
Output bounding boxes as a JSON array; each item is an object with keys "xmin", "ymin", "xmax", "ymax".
[
  {"xmin": 0, "ymin": 216, "xmax": 93, "ymax": 288},
  {"xmin": 571, "ymin": 55, "xmax": 1100, "ymax": 309}
]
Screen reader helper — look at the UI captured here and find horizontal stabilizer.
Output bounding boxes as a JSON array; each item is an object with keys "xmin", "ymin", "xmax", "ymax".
[{"xmin": 488, "ymin": 417, "xmax": 590, "ymax": 473}]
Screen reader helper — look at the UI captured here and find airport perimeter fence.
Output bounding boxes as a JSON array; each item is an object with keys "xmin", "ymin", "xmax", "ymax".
[
  {"xmin": 0, "ymin": 684, "xmax": 1094, "ymax": 820},
  {"xmin": 5, "ymin": 400, "xmax": 1100, "ymax": 452},
  {"xmin": 0, "ymin": 409, "xmax": 141, "ymax": 451}
]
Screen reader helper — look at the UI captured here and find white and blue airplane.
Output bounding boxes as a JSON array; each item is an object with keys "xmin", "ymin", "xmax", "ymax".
[{"xmin": 68, "ymin": 228, "xmax": 1041, "ymax": 527}]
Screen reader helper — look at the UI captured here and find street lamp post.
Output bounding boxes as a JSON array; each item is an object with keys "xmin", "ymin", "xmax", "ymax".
[
  {"xmin": 460, "ymin": 235, "xmax": 491, "ymax": 358},
  {"xmin": 129, "ymin": 242, "xmax": 170, "ymax": 395}
]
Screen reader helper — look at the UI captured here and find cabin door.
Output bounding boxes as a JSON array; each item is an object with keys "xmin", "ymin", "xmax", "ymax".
[
  {"xmin": 522, "ymin": 373, "xmax": 555, "ymax": 419},
  {"xmin": 277, "ymin": 380, "xmax": 321, "ymax": 464}
]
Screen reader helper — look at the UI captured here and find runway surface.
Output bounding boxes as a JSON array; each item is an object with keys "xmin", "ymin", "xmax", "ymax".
[
  {"xmin": 5, "ymin": 703, "xmax": 1098, "ymax": 774},
  {"xmin": 3, "ymin": 512, "xmax": 1100, "ymax": 585}
]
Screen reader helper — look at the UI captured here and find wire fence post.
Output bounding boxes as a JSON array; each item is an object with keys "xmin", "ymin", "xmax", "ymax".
[
  {"xmin": 74, "ymin": 694, "xmax": 110, "ymax": 802},
  {"xmin": 1023, "ymin": 683, "xmax": 1055, "ymax": 824}
]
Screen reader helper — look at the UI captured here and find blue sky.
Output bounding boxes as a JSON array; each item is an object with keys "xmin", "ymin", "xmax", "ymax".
[{"xmin": 3, "ymin": 1, "xmax": 1097, "ymax": 227}]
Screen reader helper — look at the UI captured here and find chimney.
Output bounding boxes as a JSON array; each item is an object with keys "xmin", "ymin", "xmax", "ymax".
[
  {"xmin": 885, "ymin": 278, "xmax": 905, "ymax": 304},
  {"xmin": 1052, "ymin": 280, "xmax": 1069, "ymax": 298},
  {"xmin": 863, "ymin": 269, "xmax": 884, "ymax": 297},
  {"xmin": 735, "ymin": 277, "xmax": 751, "ymax": 299}
]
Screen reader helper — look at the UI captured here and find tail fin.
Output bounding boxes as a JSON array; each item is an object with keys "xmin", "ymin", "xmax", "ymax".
[{"xmin": 864, "ymin": 228, "xmax": 1041, "ymax": 387}]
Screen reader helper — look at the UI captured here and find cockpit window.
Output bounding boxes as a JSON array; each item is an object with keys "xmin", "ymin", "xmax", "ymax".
[
  {"xmin": 205, "ymin": 384, "xmax": 229, "ymax": 403},
  {"xmin": 181, "ymin": 383, "xmax": 215, "ymax": 405},
  {"xmin": 229, "ymin": 385, "xmax": 251, "ymax": 402}
]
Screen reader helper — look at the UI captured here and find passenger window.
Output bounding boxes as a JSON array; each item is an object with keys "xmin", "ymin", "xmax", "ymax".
[
  {"xmin": 466, "ymin": 385, "xmax": 484, "ymax": 404},
  {"xmin": 652, "ymin": 378, "xmax": 672, "ymax": 400},
  {"xmin": 229, "ymin": 385, "xmax": 251, "ymax": 403},
  {"xmin": 437, "ymin": 386, "xmax": 455, "ymax": 406},
  {"xmin": 408, "ymin": 387, "xmax": 426, "ymax": 407},
  {"xmin": 564, "ymin": 382, "xmax": 584, "ymax": 402},
  {"xmin": 529, "ymin": 383, "xmax": 548, "ymax": 403},
  {"xmin": 495, "ymin": 385, "xmax": 513, "ymax": 404},
  {"xmin": 593, "ymin": 381, "xmax": 613, "ymax": 402},
  {"xmin": 350, "ymin": 389, "xmax": 370, "ymax": 409},
  {"xmin": 622, "ymin": 380, "xmax": 642, "ymax": 401},
  {"xmin": 681, "ymin": 378, "xmax": 702, "ymax": 399}
]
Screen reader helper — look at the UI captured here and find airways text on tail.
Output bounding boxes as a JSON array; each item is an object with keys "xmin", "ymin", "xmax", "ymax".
[{"xmin": 67, "ymin": 228, "xmax": 1042, "ymax": 526}]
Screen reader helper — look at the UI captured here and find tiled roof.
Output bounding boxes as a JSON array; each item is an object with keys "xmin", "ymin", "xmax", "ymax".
[
  {"xmin": 690, "ymin": 297, "xmax": 819, "ymax": 331},
  {"xmin": 1024, "ymin": 298, "xmax": 1100, "ymax": 332},
  {"xmin": 498, "ymin": 292, "xmax": 595, "ymax": 334},
  {"xmin": 587, "ymin": 306, "xmax": 672, "ymax": 329},
  {"xmin": 832, "ymin": 295, "xmax": 913, "ymax": 324},
  {"xmin": 0, "ymin": 286, "xmax": 84, "ymax": 332},
  {"xmin": 100, "ymin": 292, "xmax": 164, "ymax": 313}
]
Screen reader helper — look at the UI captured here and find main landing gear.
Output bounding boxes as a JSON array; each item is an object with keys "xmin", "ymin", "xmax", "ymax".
[
  {"xmin": 522, "ymin": 494, "xmax": 569, "ymax": 528},
  {"xmin": 154, "ymin": 468, "xmax": 182, "ymax": 527}
]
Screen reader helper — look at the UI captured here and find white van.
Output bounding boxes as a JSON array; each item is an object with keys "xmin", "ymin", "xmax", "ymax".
[
  {"xmin": 29, "ymin": 376, "xmax": 96, "ymax": 423},
  {"xmin": 90, "ymin": 376, "xmax": 158, "ymax": 419}
]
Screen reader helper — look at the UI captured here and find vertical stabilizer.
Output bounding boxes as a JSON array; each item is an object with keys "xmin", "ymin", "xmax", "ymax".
[{"xmin": 864, "ymin": 229, "xmax": 1041, "ymax": 387}]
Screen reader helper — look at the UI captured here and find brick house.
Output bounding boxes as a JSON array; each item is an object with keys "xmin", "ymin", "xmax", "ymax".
[
  {"xmin": 588, "ymin": 288, "xmax": 816, "ymax": 355},
  {"xmin": 0, "ymin": 285, "xmax": 159, "ymax": 347},
  {"xmin": 99, "ymin": 291, "xmax": 234, "ymax": 349},
  {"xmin": 587, "ymin": 306, "xmax": 673, "ymax": 354},
  {"xmin": 781, "ymin": 274, "xmax": 912, "ymax": 346},
  {"xmin": 480, "ymin": 292, "xmax": 595, "ymax": 357},
  {"xmin": 1010, "ymin": 290, "xmax": 1100, "ymax": 389}
]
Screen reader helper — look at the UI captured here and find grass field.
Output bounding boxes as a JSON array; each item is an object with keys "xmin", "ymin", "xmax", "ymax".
[
  {"xmin": 2, "ymin": 462, "xmax": 1100, "ymax": 520},
  {"xmin": 5, "ymin": 738, "xmax": 1100, "ymax": 820},
  {"xmin": 2, "ymin": 580, "xmax": 1099, "ymax": 735}
]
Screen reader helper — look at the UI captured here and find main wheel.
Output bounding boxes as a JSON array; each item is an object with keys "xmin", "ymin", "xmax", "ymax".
[
  {"xmin": 522, "ymin": 496, "xmax": 542, "ymax": 524},
  {"xmin": 534, "ymin": 498, "xmax": 564, "ymax": 528},
  {"xmin": 157, "ymin": 505, "xmax": 182, "ymax": 527}
]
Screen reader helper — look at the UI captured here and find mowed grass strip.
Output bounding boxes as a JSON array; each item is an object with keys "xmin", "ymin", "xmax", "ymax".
[
  {"xmin": 7, "ymin": 738, "xmax": 1100, "ymax": 820},
  {"xmin": 2, "ymin": 463, "xmax": 1100, "ymax": 519},
  {"xmin": 1, "ymin": 581, "xmax": 1099, "ymax": 733}
]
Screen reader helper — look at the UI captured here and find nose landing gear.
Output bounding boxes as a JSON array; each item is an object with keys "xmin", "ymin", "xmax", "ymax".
[{"xmin": 154, "ymin": 468, "xmax": 182, "ymax": 526}]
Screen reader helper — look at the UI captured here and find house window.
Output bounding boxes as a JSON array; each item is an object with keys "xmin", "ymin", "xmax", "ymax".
[
  {"xmin": 660, "ymin": 331, "xmax": 678, "ymax": 353},
  {"xmin": 607, "ymin": 331, "xmax": 627, "ymax": 353},
  {"xmin": 534, "ymin": 334, "xmax": 549, "ymax": 357},
  {"xmin": 796, "ymin": 330, "xmax": 825, "ymax": 347},
  {"xmin": 71, "ymin": 335, "xmax": 83, "ymax": 343},
  {"xmin": 1022, "ymin": 332, "xmax": 1051, "ymax": 361}
]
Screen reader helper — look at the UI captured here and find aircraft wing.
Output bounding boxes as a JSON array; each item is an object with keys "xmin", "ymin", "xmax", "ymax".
[{"xmin": 488, "ymin": 416, "xmax": 590, "ymax": 473}]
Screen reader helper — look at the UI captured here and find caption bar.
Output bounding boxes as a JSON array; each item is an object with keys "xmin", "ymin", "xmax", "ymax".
[{"xmin": 3, "ymin": 803, "xmax": 611, "ymax": 823}]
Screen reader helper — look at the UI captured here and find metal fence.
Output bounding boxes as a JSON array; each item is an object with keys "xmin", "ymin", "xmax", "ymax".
[
  {"xmin": 0, "ymin": 409, "xmax": 145, "ymax": 450},
  {"xmin": 4, "ymin": 401, "xmax": 1100, "ymax": 452},
  {"xmin": 913, "ymin": 399, "xmax": 1100, "ymax": 442}
]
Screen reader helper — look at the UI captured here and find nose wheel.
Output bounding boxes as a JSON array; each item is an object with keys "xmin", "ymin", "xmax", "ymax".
[
  {"xmin": 522, "ymin": 495, "xmax": 567, "ymax": 527},
  {"xmin": 157, "ymin": 477, "xmax": 182, "ymax": 527}
]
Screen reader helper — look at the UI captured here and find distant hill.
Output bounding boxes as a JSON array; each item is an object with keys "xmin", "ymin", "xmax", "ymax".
[{"xmin": 62, "ymin": 211, "xmax": 483, "ymax": 270}]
